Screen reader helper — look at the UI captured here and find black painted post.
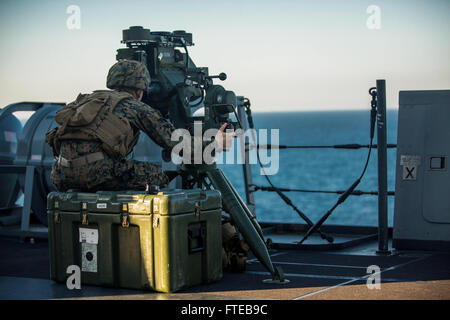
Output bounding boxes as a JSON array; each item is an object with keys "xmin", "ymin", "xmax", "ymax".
[{"xmin": 376, "ymin": 79, "xmax": 390, "ymax": 254}]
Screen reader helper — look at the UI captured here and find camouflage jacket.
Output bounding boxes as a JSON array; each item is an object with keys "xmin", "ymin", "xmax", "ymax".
[
  {"xmin": 56, "ymin": 90, "xmax": 178, "ymax": 158},
  {"xmin": 50, "ymin": 90, "xmax": 177, "ymax": 191}
]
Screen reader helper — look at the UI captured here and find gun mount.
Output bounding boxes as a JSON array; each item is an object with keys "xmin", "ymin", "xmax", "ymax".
[{"xmin": 116, "ymin": 26, "xmax": 240, "ymax": 133}]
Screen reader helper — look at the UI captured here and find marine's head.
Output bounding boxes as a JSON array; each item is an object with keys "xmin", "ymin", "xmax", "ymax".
[{"xmin": 106, "ymin": 59, "xmax": 150, "ymax": 100}]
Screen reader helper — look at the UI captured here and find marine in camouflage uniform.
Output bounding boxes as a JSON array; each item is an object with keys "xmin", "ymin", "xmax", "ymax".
[
  {"xmin": 47, "ymin": 60, "xmax": 176, "ymax": 192},
  {"xmin": 47, "ymin": 59, "xmax": 248, "ymax": 272}
]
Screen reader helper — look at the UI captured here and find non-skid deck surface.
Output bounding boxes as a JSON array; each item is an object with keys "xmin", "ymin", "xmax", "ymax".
[{"xmin": 0, "ymin": 237, "xmax": 449, "ymax": 300}]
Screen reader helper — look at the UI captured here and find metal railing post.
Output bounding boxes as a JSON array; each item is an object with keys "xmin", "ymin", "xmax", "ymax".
[{"xmin": 376, "ymin": 79, "xmax": 390, "ymax": 254}]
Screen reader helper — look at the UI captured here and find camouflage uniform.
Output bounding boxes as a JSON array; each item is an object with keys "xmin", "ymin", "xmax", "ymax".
[
  {"xmin": 49, "ymin": 60, "xmax": 176, "ymax": 192},
  {"xmin": 48, "ymin": 60, "xmax": 249, "ymax": 271}
]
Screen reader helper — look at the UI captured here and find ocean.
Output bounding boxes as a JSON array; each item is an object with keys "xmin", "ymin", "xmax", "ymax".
[
  {"xmin": 9, "ymin": 109, "xmax": 398, "ymax": 227},
  {"xmin": 217, "ymin": 110, "xmax": 398, "ymax": 227}
]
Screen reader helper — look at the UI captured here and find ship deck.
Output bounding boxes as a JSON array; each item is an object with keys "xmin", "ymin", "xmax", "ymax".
[{"xmin": 1, "ymin": 223, "xmax": 449, "ymax": 301}]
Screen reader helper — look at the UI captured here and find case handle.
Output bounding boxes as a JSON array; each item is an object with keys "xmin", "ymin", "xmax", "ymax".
[{"xmin": 188, "ymin": 223, "xmax": 206, "ymax": 254}]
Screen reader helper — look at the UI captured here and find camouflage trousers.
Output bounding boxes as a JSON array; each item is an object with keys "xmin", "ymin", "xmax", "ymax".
[{"xmin": 51, "ymin": 157, "xmax": 169, "ymax": 192}]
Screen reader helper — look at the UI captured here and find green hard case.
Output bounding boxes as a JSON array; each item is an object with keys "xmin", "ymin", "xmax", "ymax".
[{"xmin": 47, "ymin": 189, "xmax": 222, "ymax": 293}]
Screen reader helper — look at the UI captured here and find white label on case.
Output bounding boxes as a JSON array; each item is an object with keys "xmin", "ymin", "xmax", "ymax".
[
  {"xmin": 81, "ymin": 243, "xmax": 97, "ymax": 273},
  {"xmin": 96, "ymin": 203, "xmax": 107, "ymax": 209},
  {"xmin": 79, "ymin": 228, "xmax": 98, "ymax": 244}
]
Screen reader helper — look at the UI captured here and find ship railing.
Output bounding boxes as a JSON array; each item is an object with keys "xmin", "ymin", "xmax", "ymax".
[{"xmin": 237, "ymin": 79, "xmax": 391, "ymax": 254}]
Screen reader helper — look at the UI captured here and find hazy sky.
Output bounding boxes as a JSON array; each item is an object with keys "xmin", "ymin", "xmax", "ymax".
[{"xmin": 0, "ymin": 0, "xmax": 449, "ymax": 112}]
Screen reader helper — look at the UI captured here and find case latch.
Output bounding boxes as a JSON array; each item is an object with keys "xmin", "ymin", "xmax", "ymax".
[
  {"xmin": 54, "ymin": 212, "xmax": 60, "ymax": 224},
  {"xmin": 81, "ymin": 202, "xmax": 88, "ymax": 225},
  {"xmin": 195, "ymin": 201, "xmax": 201, "ymax": 217},
  {"xmin": 121, "ymin": 203, "xmax": 130, "ymax": 228}
]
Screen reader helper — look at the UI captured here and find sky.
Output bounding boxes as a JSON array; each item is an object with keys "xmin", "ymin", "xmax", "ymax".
[{"xmin": 0, "ymin": 0, "xmax": 449, "ymax": 112}]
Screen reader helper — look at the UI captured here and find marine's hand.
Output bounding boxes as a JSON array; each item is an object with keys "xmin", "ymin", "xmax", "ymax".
[{"xmin": 215, "ymin": 122, "xmax": 235, "ymax": 152}]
